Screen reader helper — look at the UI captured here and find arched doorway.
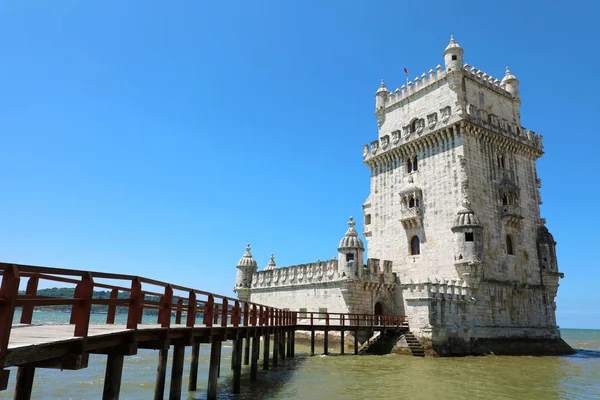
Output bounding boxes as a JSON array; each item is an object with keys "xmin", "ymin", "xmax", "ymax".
[{"xmin": 374, "ymin": 302, "xmax": 383, "ymax": 326}]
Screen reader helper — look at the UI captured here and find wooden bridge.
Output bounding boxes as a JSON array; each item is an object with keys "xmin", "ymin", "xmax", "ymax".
[{"xmin": 0, "ymin": 263, "xmax": 408, "ymax": 400}]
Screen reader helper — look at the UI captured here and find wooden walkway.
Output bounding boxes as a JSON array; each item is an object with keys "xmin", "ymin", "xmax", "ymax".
[{"xmin": 0, "ymin": 262, "xmax": 407, "ymax": 400}]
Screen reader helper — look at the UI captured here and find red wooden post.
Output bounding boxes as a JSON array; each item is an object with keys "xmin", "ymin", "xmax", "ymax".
[
  {"xmin": 341, "ymin": 314, "xmax": 345, "ymax": 327},
  {"xmin": 251, "ymin": 304, "xmax": 257, "ymax": 326},
  {"xmin": 258, "ymin": 306, "xmax": 263, "ymax": 326},
  {"xmin": 138, "ymin": 291, "xmax": 145, "ymax": 324},
  {"xmin": 325, "ymin": 313, "xmax": 329, "ymax": 327},
  {"xmin": 310, "ymin": 312, "xmax": 313, "ymax": 326},
  {"xmin": 106, "ymin": 288, "xmax": 119, "ymax": 324},
  {"xmin": 127, "ymin": 277, "xmax": 142, "ymax": 330},
  {"xmin": 204, "ymin": 295, "xmax": 214, "ymax": 327},
  {"xmin": 187, "ymin": 291, "xmax": 197, "ymax": 328},
  {"xmin": 73, "ymin": 272, "xmax": 94, "ymax": 337},
  {"xmin": 221, "ymin": 299, "xmax": 228, "ymax": 327},
  {"xmin": 243, "ymin": 303, "xmax": 249, "ymax": 327},
  {"xmin": 158, "ymin": 285, "xmax": 173, "ymax": 328},
  {"xmin": 20, "ymin": 274, "xmax": 39, "ymax": 324},
  {"xmin": 175, "ymin": 298, "xmax": 183, "ymax": 324},
  {"xmin": 233, "ymin": 301, "xmax": 240, "ymax": 327},
  {"xmin": 0, "ymin": 264, "xmax": 20, "ymax": 357},
  {"xmin": 213, "ymin": 304, "xmax": 220, "ymax": 326}
]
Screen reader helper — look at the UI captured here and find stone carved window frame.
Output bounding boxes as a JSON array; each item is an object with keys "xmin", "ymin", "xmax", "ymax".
[
  {"xmin": 410, "ymin": 235, "xmax": 421, "ymax": 255},
  {"xmin": 506, "ymin": 234, "xmax": 515, "ymax": 255}
]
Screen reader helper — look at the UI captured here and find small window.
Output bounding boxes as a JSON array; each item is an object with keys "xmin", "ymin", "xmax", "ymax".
[
  {"xmin": 406, "ymin": 158, "xmax": 413, "ymax": 173},
  {"xmin": 410, "ymin": 235, "xmax": 420, "ymax": 255},
  {"xmin": 497, "ymin": 155, "xmax": 505, "ymax": 169},
  {"xmin": 346, "ymin": 253, "xmax": 354, "ymax": 262},
  {"xmin": 502, "ymin": 194, "xmax": 508, "ymax": 205},
  {"xmin": 365, "ymin": 214, "xmax": 371, "ymax": 225},
  {"xmin": 506, "ymin": 235, "xmax": 514, "ymax": 255},
  {"xmin": 408, "ymin": 197, "xmax": 415, "ymax": 208},
  {"xmin": 299, "ymin": 308, "xmax": 307, "ymax": 319},
  {"xmin": 413, "ymin": 155, "xmax": 418, "ymax": 171},
  {"xmin": 451, "ymin": 55, "xmax": 457, "ymax": 60},
  {"xmin": 465, "ymin": 232, "xmax": 474, "ymax": 242}
]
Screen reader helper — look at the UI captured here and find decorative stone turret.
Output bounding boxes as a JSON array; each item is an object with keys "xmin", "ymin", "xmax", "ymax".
[
  {"xmin": 452, "ymin": 200, "xmax": 484, "ymax": 290},
  {"xmin": 234, "ymin": 243, "xmax": 257, "ymax": 301},
  {"xmin": 375, "ymin": 79, "xmax": 390, "ymax": 111},
  {"xmin": 264, "ymin": 253, "xmax": 277, "ymax": 271},
  {"xmin": 337, "ymin": 216, "xmax": 365, "ymax": 279},
  {"xmin": 501, "ymin": 67, "xmax": 520, "ymax": 100},
  {"xmin": 537, "ymin": 223, "xmax": 563, "ymax": 325},
  {"xmin": 443, "ymin": 35, "xmax": 463, "ymax": 71}
]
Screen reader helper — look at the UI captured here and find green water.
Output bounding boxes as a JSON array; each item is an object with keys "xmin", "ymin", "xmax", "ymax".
[{"xmin": 3, "ymin": 312, "xmax": 599, "ymax": 399}]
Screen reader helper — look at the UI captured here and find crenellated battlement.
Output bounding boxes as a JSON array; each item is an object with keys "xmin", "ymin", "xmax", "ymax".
[
  {"xmin": 401, "ymin": 277, "xmax": 470, "ymax": 302},
  {"xmin": 376, "ymin": 65, "xmax": 447, "ymax": 113},
  {"xmin": 462, "ymin": 64, "xmax": 512, "ymax": 98},
  {"xmin": 251, "ymin": 259, "xmax": 340, "ymax": 289},
  {"xmin": 249, "ymin": 257, "xmax": 396, "ymax": 290},
  {"xmin": 362, "ymin": 117, "xmax": 543, "ymax": 166}
]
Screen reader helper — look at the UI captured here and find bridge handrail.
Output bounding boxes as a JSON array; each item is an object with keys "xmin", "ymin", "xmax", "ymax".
[{"xmin": 0, "ymin": 263, "xmax": 406, "ymax": 364}]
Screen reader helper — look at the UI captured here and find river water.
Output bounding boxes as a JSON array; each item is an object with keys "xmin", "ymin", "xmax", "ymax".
[{"xmin": 3, "ymin": 312, "xmax": 599, "ymax": 399}]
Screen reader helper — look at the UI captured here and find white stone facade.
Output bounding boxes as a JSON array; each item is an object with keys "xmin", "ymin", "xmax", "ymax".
[
  {"xmin": 234, "ymin": 218, "xmax": 397, "ymax": 321},
  {"xmin": 234, "ymin": 37, "xmax": 569, "ymax": 355}
]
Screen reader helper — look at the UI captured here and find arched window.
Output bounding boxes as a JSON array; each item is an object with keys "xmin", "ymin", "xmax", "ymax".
[
  {"xmin": 410, "ymin": 236, "xmax": 420, "ymax": 255},
  {"xmin": 506, "ymin": 235, "xmax": 514, "ymax": 255},
  {"xmin": 406, "ymin": 158, "xmax": 413, "ymax": 173},
  {"xmin": 502, "ymin": 194, "xmax": 509, "ymax": 205},
  {"xmin": 409, "ymin": 197, "xmax": 415, "ymax": 208},
  {"xmin": 413, "ymin": 155, "xmax": 418, "ymax": 171}
]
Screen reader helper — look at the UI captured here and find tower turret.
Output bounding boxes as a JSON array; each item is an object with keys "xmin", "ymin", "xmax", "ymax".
[
  {"xmin": 501, "ymin": 67, "xmax": 520, "ymax": 100},
  {"xmin": 375, "ymin": 79, "xmax": 390, "ymax": 111},
  {"xmin": 337, "ymin": 216, "xmax": 365, "ymax": 279},
  {"xmin": 234, "ymin": 243, "xmax": 257, "ymax": 301},
  {"xmin": 451, "ymin": 200, "xmax": 484, "ymax": 265},
  {"xmin": 537, "ymin": 224, "xmax": 558, "ymax": 273},
  {"xmin": 443, "ymin": 35, "xmax": 464, "ymax": 71}
]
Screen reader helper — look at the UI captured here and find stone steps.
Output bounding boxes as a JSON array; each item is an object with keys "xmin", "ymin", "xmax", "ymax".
[{"xmin": 404, "ymin": 331, "xmax": 425, "ymax": 357}]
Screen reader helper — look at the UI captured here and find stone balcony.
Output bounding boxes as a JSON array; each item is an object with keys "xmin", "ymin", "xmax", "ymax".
[
  {"xmin": 501, "ymin": 204, "xmax": 523, "ymax": 227},
  {"xmin": 400, "ymin": 207, "xmax": 422, "ymax": 229}
]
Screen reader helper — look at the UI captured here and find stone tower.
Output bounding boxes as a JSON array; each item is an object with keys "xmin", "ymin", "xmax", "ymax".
[
  {"xmin": 234, "ymin": 243, "xmax": 257, "ymax": 302},
  {"xmin": 362, "ymin": 36, "xmax": 572, "ymax": 355},
  {"xmin": 337, "ymin": 216, "xmax": 365, "ymax": 279}
]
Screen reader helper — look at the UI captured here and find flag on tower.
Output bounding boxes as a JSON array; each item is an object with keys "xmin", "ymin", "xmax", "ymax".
[{"xmin": 403, "ymin": 67, "xmax": 408, "ymax": 75}]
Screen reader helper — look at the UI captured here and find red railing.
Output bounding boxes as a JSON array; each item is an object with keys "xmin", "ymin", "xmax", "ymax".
[
  {"xmin": 303, "ymin": 312, "xmax": 405, "ymax": 328},
  {"xmin": 0, "ymin": 262, "xmax": 407, "ymax": 363},
  {"xmin": 0, "ymin": 263, "xmax": 297, "ymax": 360}
]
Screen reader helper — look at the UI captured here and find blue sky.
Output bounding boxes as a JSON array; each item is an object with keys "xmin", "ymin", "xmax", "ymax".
[{"xmin": 0, "ymin": 0, "xmax": 598, "ymax": 328}]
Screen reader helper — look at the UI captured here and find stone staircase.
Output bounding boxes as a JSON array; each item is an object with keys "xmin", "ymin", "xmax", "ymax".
[{"xmin": 403, "ymin": 331, "xmax": 425, "ymax": 357}]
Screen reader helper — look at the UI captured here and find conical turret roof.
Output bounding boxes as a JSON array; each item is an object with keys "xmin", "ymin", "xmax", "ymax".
[
  {"xmin": 338, "ymin": 216, "xmax": 365, "ymax": 250},
  {"xmin": 237, "ymin": 243, "xmax": 257, "ymax": 268}
]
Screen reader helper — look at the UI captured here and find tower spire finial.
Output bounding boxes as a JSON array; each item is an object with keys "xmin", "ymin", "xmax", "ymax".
[
  {"xmin": 348, "ymin": 216, "xmax": 355, "ymax": 228},
  {"xmin": 450, "ymin": 35, "xmax": 455, "ymax": 43}
]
